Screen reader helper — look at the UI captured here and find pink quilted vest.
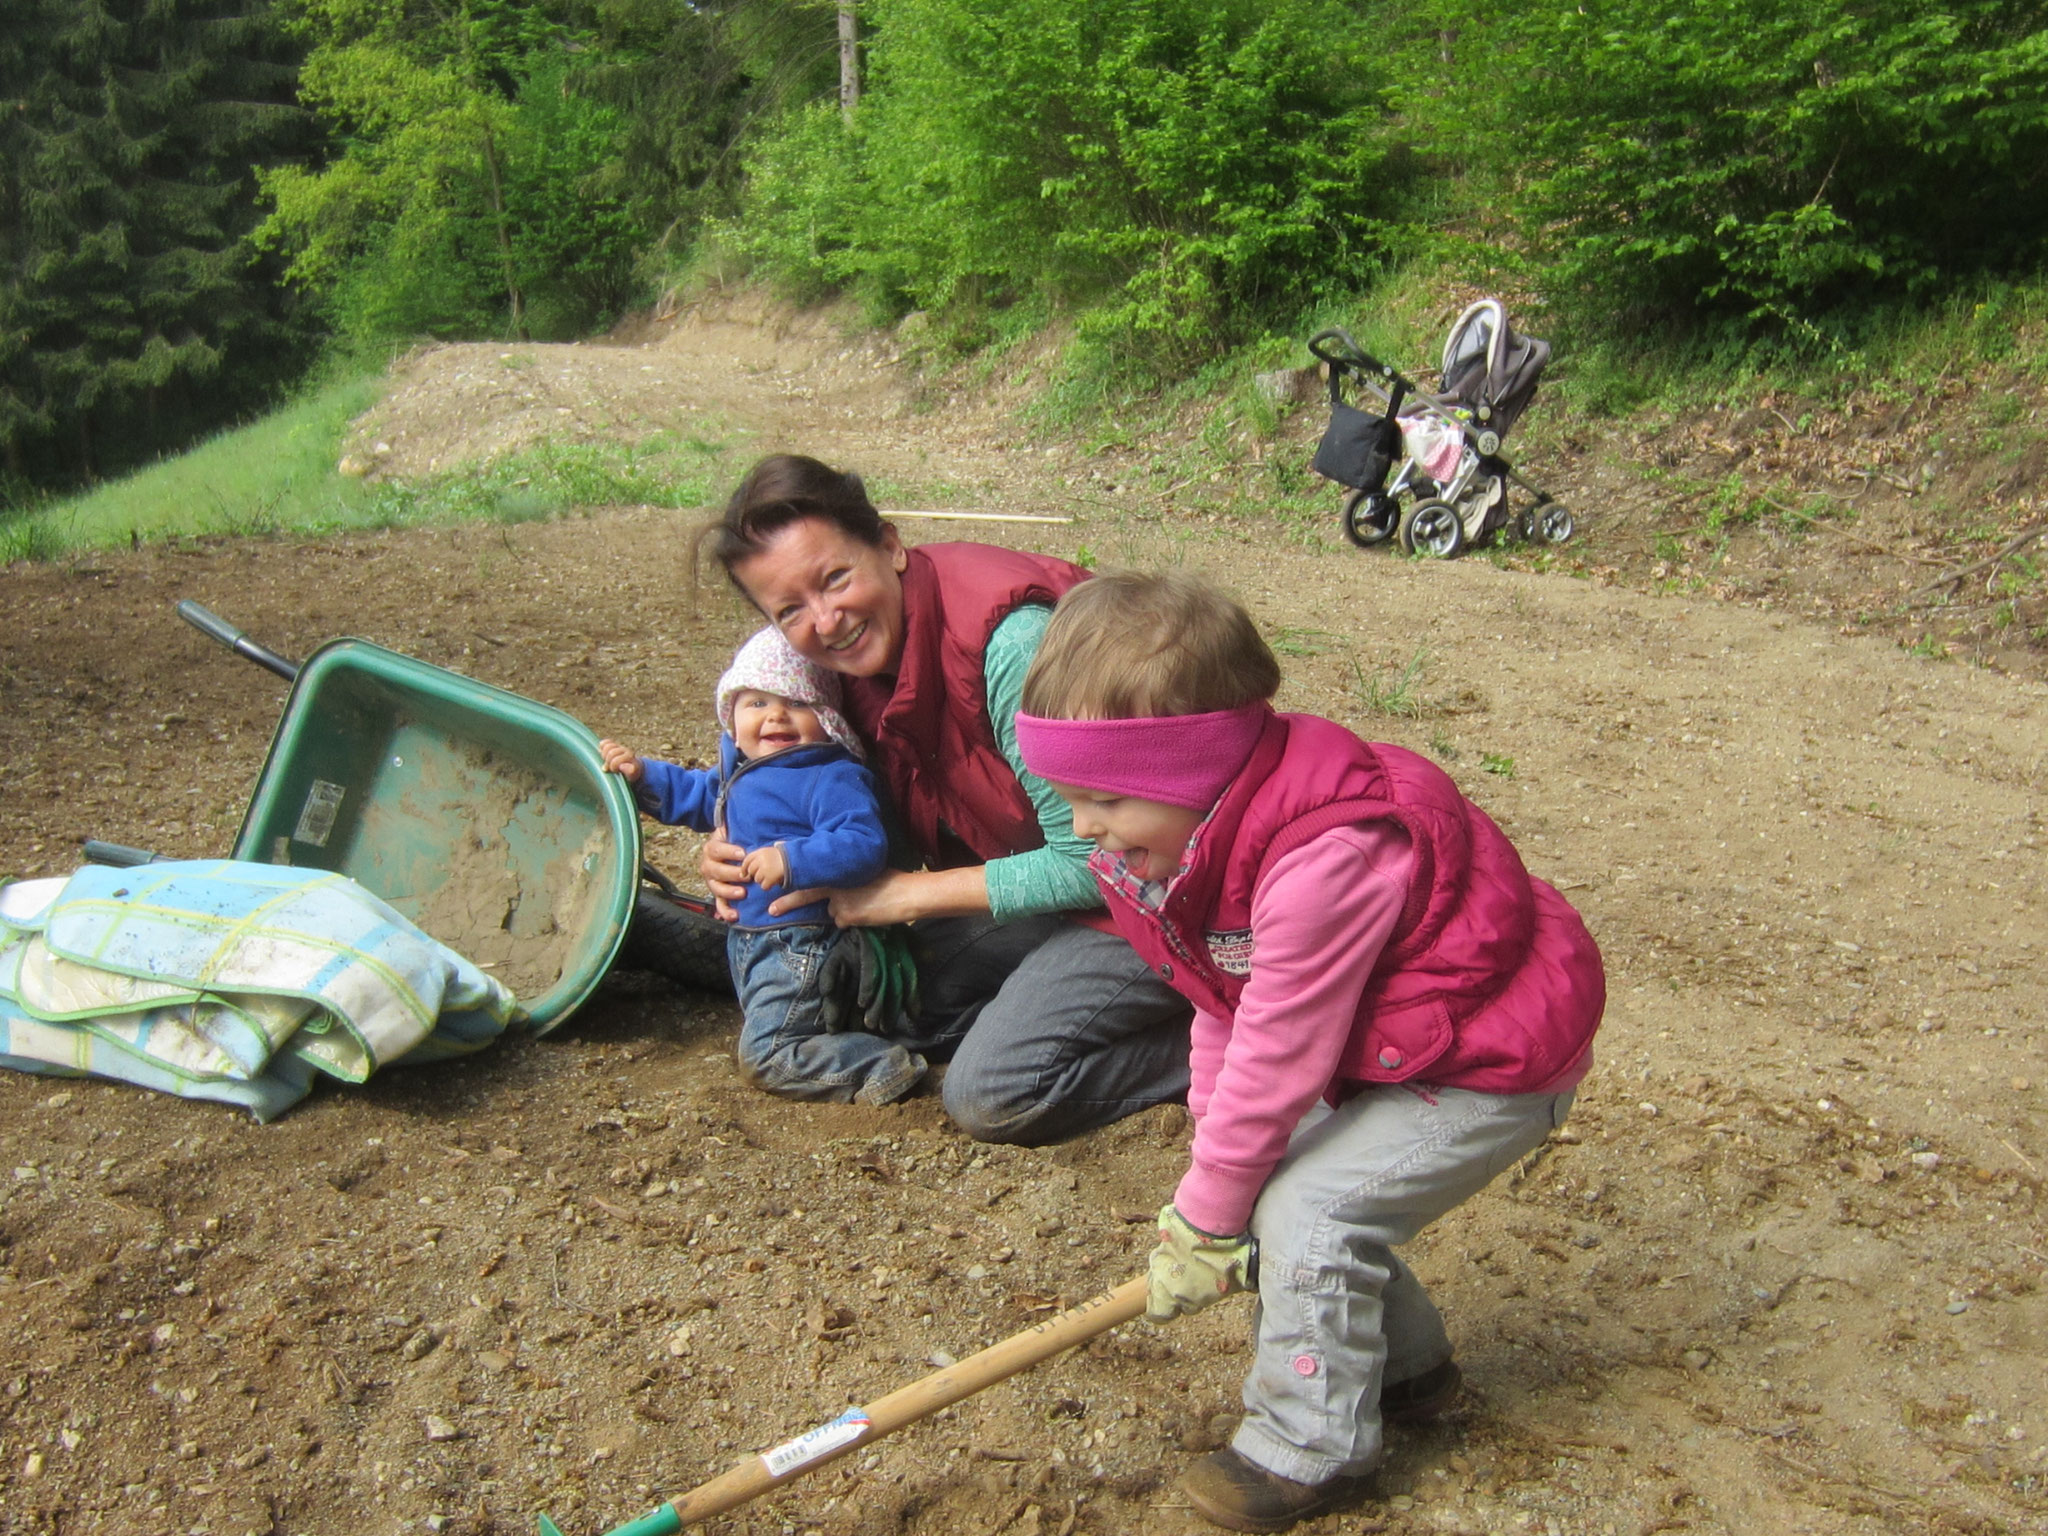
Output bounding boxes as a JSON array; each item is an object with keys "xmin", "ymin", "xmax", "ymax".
[
  {"xmin": 843, "ymin": 543, "xmax": 1089, "ymax": 867},
  {"xmin": 1102, "ymin": 712, "xmax": 1604, "ymax": 1093}
]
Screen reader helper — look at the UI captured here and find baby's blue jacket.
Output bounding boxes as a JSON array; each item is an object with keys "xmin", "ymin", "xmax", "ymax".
[{"xmin": 634, "ymin": 736, "xmax": 889, "ymax": 928}]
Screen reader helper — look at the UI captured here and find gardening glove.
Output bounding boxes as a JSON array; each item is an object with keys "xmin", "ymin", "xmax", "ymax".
[
  {"xmin": 1146, "ymin": 1204, "xmax": 1256, "ymax": 1322},
  {"xmin": 816, "ymin": 925, "xmax": 921, "ymax": 1034}
]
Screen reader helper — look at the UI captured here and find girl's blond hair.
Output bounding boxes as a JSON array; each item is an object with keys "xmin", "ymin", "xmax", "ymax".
[{"xmin": 1020, "ymin": 570, "xmax": 1281, "ymax": 720}]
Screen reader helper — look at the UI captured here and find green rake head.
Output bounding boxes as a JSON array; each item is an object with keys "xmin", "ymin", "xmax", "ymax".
[{"xmin": 536, "ymin": 1506, "xmax": 681, "ymax": 1536}]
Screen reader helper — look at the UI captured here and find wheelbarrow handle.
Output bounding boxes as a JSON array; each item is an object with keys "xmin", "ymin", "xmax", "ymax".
[
  {"xmin": 81, "ymin": 839, "xmax": 168, "ymax": 867},
  {"xmin": 541, "ymin": 1277, "xmax": 1152, "ymax": 1536},
  {"xmin": 176, "ymin": 600, "xmax": 301, "ymax": 682}
]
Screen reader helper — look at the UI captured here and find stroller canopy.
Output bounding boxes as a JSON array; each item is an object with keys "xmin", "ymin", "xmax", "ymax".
[{"xmin": 1441, "ymin": 299, "xmax": 1550, "ymax": 437}]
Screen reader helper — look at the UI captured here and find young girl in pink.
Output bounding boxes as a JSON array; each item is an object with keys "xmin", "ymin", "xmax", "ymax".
[{"xmin": 1013, "ymin": 572, "xmax": 1604, "ymax": 1533}]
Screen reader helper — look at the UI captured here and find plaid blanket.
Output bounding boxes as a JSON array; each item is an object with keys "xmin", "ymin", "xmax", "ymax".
[{"xmin": 0, "ymin": 861, "xmax": 516, "ymax": 1121}]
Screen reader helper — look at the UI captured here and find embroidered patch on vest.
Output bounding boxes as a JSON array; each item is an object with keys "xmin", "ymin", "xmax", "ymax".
[{"xmin": 1206, "ymin": 928, "xmax": 1254, "ymax": 975}]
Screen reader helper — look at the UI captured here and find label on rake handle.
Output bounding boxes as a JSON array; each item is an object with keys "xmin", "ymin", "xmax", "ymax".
[{"xmin": 762, "ymin": 1408, "xmax": 872, "ymax": 1479}]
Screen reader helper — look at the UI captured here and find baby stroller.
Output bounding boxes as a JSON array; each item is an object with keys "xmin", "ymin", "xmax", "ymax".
[{"xmin": 1308, "ymin": 300, "xmax": 1575, "ymax": 558}]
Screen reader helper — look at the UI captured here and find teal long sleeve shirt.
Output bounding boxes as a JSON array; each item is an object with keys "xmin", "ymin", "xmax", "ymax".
[{"xmin": 978, "ymin": 604, "xmax": 1105, "ymax": 922}]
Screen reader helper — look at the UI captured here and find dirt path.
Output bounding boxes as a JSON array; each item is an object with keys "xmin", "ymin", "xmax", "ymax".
[{"xmin": 1, "ymin": 301, "xmax": 2044, "ymax": 1536}]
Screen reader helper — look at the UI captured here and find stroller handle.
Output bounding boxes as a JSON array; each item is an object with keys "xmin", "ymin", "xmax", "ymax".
[
  {"xmin": 1307, "ymin": 328, "xmax": 1398, "ymax": 380},
  {"xmin": 1308, "ymin": 328, "xmax": 1412, "ymax": 421}
]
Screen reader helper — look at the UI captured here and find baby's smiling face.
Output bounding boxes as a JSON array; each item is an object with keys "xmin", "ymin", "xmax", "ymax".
[{"xmin": 730, "ymin": 689, "xmax": 831, "ymax": 760}]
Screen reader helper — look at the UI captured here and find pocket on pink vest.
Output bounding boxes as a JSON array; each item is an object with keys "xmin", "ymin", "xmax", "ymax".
[{"xmin": 1340, "ymin": 997, "xmax": 1454, "ymax": 1082}]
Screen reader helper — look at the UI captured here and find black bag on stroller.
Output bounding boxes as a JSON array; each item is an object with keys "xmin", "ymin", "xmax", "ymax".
[
  {"xmin": 1311, "ymin": 397, "xmax": 1400, "ymax": 495},
  {"xmin": 1307, "ymin": 329, "xmax": 1412, "ymax": 548}
]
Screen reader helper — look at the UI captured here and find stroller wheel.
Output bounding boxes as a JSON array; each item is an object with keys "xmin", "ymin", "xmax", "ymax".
[
  {"xmin": 1341, "ymin": 488, "xmax": 1399, "ymax": 548},
  {"xmin": 1399, "ymin": 498, "xmax": 1465, "ymax": 559},
  {"xmin": 1537, "ymin": 504, "xmax": 1575, "ymax": 544}
]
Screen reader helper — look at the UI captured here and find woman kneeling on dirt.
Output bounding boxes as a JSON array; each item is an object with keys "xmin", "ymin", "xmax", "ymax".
[{"xmin": 696, "ymin": 453, "xmax": 1191, "ymax": 1145}]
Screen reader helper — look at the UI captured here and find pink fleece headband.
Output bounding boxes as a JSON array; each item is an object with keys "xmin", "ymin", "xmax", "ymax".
[{"xmin": 1014, "ymin": 704, "xmax": 1269, "ymax": 809}]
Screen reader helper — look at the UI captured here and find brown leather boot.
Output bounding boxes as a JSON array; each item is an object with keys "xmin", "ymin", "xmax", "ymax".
[{"xmin": 1177, "ymin": 1448, "xmax": 1372, "ymax": 1533}]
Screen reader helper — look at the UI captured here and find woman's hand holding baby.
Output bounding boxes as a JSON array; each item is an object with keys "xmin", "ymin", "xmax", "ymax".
[
  {"xmin": 804, "ymin": 866, "xmax": 990, "ymax": 927},
  {"xmin": 597, "ymin": 739, "xmax": 644, "ymax": 784},
  {"xmin": 698, "ymin": 831, "xmax": 747, "ymax": 922},
  {"xmin": 739, "ymin": 844, "xmax": 790, "ymax": 890},
  {"xmin": 1146, "ymin": 1204, "xmax": 1255, "ymax": 1322},
  {"xmin": 705, "ymin": 835, "xmax": 804, "ymax": 907}
]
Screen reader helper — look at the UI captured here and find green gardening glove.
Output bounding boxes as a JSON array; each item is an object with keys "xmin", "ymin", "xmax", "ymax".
[
  {"xmin": 816, "ymin": 926, "xmax": 921, "ymax": 1034},
  {"xmin": 866, "ymin": 924, "xmax": 920, "ymax": 1029},
  {"xmin": 1146, "ymin": 1204, "xmax": 1256, "ymax": 1322}
]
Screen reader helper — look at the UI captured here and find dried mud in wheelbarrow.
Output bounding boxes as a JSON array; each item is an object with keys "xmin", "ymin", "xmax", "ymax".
[{"xmin": 0, "ymin": 302, "xmax": 2044, "ymax": 1536}]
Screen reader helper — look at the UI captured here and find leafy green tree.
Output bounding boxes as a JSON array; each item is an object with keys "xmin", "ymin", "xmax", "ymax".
[
  {"xmin": 0, "ymin": 0, "xmax": 313, "ymax": 488},
  {"xmin": 257, "ymin": 0, "xmax": 655, "ymax": 342},
  {"xmin": 727, "ymin": 0, "xmax": 1407, "ymax": 373},
  {"xmin": 1411, "ymin": 0, "xmax": 2048, "ymax": 333},
  {"xmin": 568, "ymin": 0, "xmax": 843, "ymax": 259}
]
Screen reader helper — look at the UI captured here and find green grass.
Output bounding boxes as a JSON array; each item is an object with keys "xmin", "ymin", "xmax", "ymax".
[
  {"xmin": 0, "ymin": 375, "xmax": 740, "ymax": 563},
  {"xmin": 859, "ymin": 473, "xmax": 982, "ymax": 514},
  {"xmin": 1350, "ymin": 649, "xmax": 1429, "ymax": 717},
  {"xmin": 359, "ymin": 432, "xmax": 735, "ymax": 531},
  {"xmin": 1534, "ymin": 273, "xmax": 2048, "ymax": 430},
  {"xmin": 3, "ymin": 375, "xmax": 386, "ymax": 559},
  {"xmin": 1269, "ymin": 626, "xmax": 1340, "ymax": 658}
]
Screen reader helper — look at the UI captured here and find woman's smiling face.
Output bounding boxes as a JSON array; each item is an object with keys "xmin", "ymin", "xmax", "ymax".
[{"xmin": 730, "ymin": 517, "xmax": 909, "ymax": 679}]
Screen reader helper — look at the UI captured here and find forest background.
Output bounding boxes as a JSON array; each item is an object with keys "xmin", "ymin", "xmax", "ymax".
[{"xmin": 3, "ymin": 0, "xmax": 2047, "ymax": 505}]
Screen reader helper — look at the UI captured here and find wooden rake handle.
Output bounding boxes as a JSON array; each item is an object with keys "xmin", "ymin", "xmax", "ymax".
[{"xmin": 547, "ymin": 1276, "xmax": 1149, "ymax": 1536}]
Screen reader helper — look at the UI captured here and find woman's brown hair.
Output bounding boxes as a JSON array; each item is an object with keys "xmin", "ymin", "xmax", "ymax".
[{"xmin": 694, "ymin": 454, "xmax": 890, "ymax": 594}]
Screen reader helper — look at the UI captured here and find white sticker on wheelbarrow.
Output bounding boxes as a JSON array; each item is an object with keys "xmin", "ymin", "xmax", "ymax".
[
  {"xmin": 761, "ymin": 1407, "xmax": 871, "ymax": 1478},
  {"xmin": 293, "ymin": 780, "xmax": 347, "ymax": 848}
]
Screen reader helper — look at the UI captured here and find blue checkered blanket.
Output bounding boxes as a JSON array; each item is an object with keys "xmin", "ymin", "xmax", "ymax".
[{"xmin": 0, "ymin": 861, "xmax": 516, "ymax": 1120}]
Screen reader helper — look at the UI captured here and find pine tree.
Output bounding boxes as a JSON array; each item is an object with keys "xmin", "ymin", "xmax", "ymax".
[{"xmin": 0, "ymin": 0, "xmax": 313, "ymax": 491}]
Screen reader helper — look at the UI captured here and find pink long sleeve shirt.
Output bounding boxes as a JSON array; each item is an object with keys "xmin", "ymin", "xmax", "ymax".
[
  {"xmin": 1171, "ymin": 823, "xmax": 1415, "ymax": 1236},
  {"xmin": 1169, "ymin": 822, "xmax": 1591, "ymax": 1238}
]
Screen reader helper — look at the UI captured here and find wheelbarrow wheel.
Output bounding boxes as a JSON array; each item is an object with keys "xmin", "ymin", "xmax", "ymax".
[{"xmin": 617, "ymin": 889, "xmax": 734, "ymax": 994}]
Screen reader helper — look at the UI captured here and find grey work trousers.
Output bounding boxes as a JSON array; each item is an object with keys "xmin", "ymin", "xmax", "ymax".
[{"xmin": 895, "ymin": 913, "xmax": 1192, "ymax": 1145}]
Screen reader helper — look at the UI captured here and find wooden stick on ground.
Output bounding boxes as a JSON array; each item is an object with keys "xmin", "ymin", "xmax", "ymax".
[
  {"xmin": 1902, "ymin": 520, "xmax": 2048, "ymax": 605},
  {"xmin": 882, "ymin": 509, "xmax": 1074, "ymax": 525}
]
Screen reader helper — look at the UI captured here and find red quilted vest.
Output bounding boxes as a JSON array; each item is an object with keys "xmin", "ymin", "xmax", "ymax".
[
  {"xmin": 1103, "ymin": 711, "xmax": 1604, "ymax": 1092},
  {"xmin": 843, "ymin": 543, "xmax": 1090, "ymax": 866}
]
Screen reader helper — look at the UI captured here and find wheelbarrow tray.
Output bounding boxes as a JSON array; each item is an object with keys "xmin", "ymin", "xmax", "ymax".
[{"xmin": 230, "ymin": 639, "xmax": 641, "ymax": 1032}]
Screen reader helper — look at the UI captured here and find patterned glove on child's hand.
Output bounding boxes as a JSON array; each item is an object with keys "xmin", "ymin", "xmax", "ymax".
[{"xmin": 1146, "ymin": 1204, "xmax": 1255, "ymax": 1322}]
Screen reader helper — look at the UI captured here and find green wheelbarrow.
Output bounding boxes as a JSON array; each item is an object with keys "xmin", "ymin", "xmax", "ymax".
[{"xmin": 88, "ymin": 603, "xmax": 691, "ymax": 1032}]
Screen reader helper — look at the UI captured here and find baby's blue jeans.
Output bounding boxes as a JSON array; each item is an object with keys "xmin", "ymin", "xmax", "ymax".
[
  {"xmin": 1234, "ymin": 1082, "xmax": 1578, "ymax": 1484},
  {"xmin": 727, "ymin": 924, "xmax": 925, "ymax": 1105}
]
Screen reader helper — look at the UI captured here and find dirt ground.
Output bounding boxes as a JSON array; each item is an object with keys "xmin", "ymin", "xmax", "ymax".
[{"xmin": 2, "ymin": 297, "xmax": 2044, "ymax": 1536}]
